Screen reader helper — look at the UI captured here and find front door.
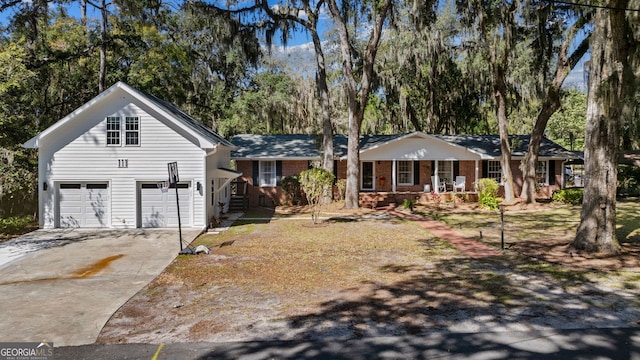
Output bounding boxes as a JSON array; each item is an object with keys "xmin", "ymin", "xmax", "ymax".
[{"xmin": 361, "ymin": 161, "xmax": 374, "ymax": 190}]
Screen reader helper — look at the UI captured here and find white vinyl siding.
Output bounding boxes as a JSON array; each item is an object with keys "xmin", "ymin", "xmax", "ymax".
[
  {"xmin": 259, "ymin": 160, "xmax": 276, "ymax": 187},
  {"xmin": 397, "ymin": 161, "xmax": 413, "ymax": 185},
  {"xmin": 40, "ymin": 100, "xmax": 206, "ymax": 229}
]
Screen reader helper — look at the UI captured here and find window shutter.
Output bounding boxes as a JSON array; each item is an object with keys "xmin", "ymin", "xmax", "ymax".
[
  {"xmin": 333, "ymin": 160, "xmax": 338, "ymax": 184},
  {"xmin": 482, "ymin": 160, "xmax": 488, "ymax": 178},
  {"xmin": 413, "ymin": 161, "xmax": 420, "ymax": 185},
  {"xmin": 431, "ymin": 161, "xmax": 436, "ymax": 176},
  {"xmin": 548, "ymin": 160, "xmax": 556, "ymax": 185},
  {"xmin": 276, "ymin": 161, "xmax": 283, "ymax": 186},
  {"xmin": 454, "ymin": 161, "xmax": 460, "ymax": 177},
  {"xmin": 252, "ymin": 161, "xmax": 259, "ymax": 185}
]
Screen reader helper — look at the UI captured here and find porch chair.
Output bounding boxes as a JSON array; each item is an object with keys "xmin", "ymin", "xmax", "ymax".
[
  {"xmin": 431, "ymin": 175, "xmax": 446, "ymax": 193},
  {"xmin": 453, "ymin": 176, "xmax": 466, "ymax": 192}
]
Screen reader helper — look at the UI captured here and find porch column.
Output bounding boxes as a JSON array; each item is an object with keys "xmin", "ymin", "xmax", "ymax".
[
  {"xmin": 392, "ymin": 159, "xmax": 397, "ymax": 193},
  {"xmin": 434, "ymin": 161, "xmax": 439, "ymax": 193},
  {"xmin": 475, "ymin": 160, "xmax": 479, "ymax": 192}
]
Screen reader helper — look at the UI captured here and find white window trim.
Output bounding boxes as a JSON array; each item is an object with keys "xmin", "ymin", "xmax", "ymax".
[
  {"xmin": 259, "ymin": 160, "xmax": 277, "ymax": 187},
  {"xmin": 537, "ymin": 160, "xmax": 549, "ymax": 185},
  {"xmin": 124, "ymin": 116, "xmax": 140, "ymax": 146},
  {"xmin": 487, "ymin": 160, "xmax": 502, "ymax": 184},
  {"xmin": 437, "ymin": 160, "xmax": 454, "ymax": 183},
  {"xmin": 397, "ymin": 160, "xmax": 414, "ymax": 186},
  {"xmin": 106, "ymin": 116, "xmax": 121, "ymax": 146}
]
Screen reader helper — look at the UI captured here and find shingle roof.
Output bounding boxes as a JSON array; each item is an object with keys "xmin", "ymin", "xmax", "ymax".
[
  {"xmin": 129, "ymin": 85, "xmax": 234, "ymax": 148},
  {"xmin": 436, "ymin": 134, "xmax": 578, "ymax": 159},
  {"xmin": 230, "ymin": 133, "xmax": 578, "ymax": 160},
  {"xmin": 230, "ymin": 134, "xmax": 321, "ymax": 159}
]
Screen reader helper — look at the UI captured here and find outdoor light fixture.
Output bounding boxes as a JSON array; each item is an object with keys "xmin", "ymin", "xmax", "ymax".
[
  {"xmin": 43, "ymin": 182, "xmax": 48, "ymax": 191},
  {"xmin": 197, "ymin": 181, "xmax": 202, "ymax": 192}
]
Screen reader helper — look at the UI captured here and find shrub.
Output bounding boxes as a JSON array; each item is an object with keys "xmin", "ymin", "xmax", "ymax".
[
  {"xmin": 299, "ymin": 168, "xmax": 335, "ymax": 223},
  {"xmin": 552, "ymin": 188, "xmax": 584, "ymax": 205},
  {"xmin": 0, "ymin": 216, "xmax": 37, "ymax": 236},
  {"xmin": 281, "ymin": 175, "xmax": 305, "ymax": 205},
  {"xmin": 477, "ymin": 178, "xmax": 500, "ymax": 210},
  {"xmin": 618, "ymin": 165, "xmax": 640, "ymax": 197},
  {"xmin": 402, "ymin": 198, "xmax": 415, "ymax": 212}
]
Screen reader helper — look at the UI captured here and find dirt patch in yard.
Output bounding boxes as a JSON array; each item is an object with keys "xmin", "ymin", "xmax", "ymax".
[{"xmin": 97, "ymin": 202, "xmax": 640, "ymax": 344}]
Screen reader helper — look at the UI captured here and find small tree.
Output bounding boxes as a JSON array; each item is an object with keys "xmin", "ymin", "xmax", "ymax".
[
  {"xmin": 299, "ymin": 168, "xmax": 335, "ymax": 224},
  {"xmin": 477, "ymin": 178, "xmax": 501, "ymax": 210}
]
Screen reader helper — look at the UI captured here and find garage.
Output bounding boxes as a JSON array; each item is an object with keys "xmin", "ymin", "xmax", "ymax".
[
  {"xmin": 58, "ymin": 182, "xmax": 110, "ymax": 228},
  {"xmin": 139, "ymin": 182, "xmax": 191, "ymax": 228}
]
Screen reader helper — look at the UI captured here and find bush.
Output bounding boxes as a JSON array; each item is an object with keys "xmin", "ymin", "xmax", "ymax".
[
  {"xmin": 618, "ymin": 165, "xmax": 640, "ymax": 197},
  {"xmin": 402, "ymin": 198, "xmax": 415, "ymax": 212},
  {"xmin": 281, "ymin": 175, "xmax": 305, "ymax": 205},
  {"xmin": 299, "ymin": 168, "xmax": 335, "ymax": 223},
  {"xmin": 477, "ymin": 178, "xmax": 501, "ymax": 210},
  {"xmin": 552, "ymin": 188, "xmax": 584, "ymax": 205},
  {"xmin": 0, "ymin": 216, "xmax": 37, "ymax": 236}
]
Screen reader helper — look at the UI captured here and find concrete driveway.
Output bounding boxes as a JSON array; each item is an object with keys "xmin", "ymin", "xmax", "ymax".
[{"xmin": 0, "ymin": 228, "xmax": 201, "ymax": 346}]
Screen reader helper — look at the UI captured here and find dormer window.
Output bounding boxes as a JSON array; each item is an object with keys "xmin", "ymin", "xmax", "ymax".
[{"xmin": 106, "ymin": 117, "xmax": 120, "ymax": 146}]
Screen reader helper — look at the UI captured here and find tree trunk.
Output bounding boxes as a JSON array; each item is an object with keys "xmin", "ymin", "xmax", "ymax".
[
  {"xmin": 520, "ymin": 27, "xmax": 590, "ymax": 203},
  {"xmin": 520, "ymin": 87, "xmax": 561, "ymax": 203},
  {"xmin": 327, "ymin": 0, "xmax": 392, "ymax": 209},
  {"xmin": 312, "ymin": 31, "xmax": 334, "ymax": 203},
  {"xmin": 495, "ymin": 66, "xmax": 516, "ymax": 202},
  {"xmin": 572, "ymin": 1, "xmax": 628, "ymax": 254},
  {"xmin": 99, "ymin": 0, "xmax": 107, "ymax": 92}
]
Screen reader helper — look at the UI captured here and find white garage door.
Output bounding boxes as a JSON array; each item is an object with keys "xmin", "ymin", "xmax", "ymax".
[
  {"xmin": 139, "ymin": 183, "xmax": 191, "ymax": 228},
  {"xmin": 59, "ymin": 183, "xmax": 110, "ymax": 228}
]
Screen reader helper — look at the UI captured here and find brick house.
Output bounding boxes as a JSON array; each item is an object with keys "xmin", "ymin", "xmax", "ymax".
[{"xmin": 231, "ymin": 132, "xmax": 578, "ymax": 208}]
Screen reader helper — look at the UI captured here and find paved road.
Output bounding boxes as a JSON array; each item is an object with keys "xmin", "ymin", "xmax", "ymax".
[
  {"xmin": 54, "ymin": 327, "xmax": 640, "ymax": 359},
  {"xmin": 0, "ymin": 228, "xmax": 201, "ymax": 346}
]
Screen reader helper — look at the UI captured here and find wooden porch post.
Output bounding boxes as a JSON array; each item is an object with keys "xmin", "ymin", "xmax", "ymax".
[
  {"xmin": 475, "ymin": 160, "xmax": 479, "ymax": 192},
  {"xmin": 392, "ymin": 160, "xmax": 397, "ymax": 193}
]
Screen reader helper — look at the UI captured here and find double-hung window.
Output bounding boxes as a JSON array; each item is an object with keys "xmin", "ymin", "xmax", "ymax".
[
  {"xmin": 106, "ymin": 117, "xmax": 121, "ymax": 146},
  {"xmin": 487, "ymin": 160, "xmax": 502, "ymax": 183},
  {"xmin": 106, "ymin": 116, "xmax": 140, "ymax": 146},
  {"xmin": 125, "ymin": 117, "xmax": 140, "ymax": 146},
  {"xmin": 397, "ymin": 161, "xmax": 413, "ymax": 185},
  {"xmin": 536, "ymin": 161, "xmax": 548, "ymax": 185},
  {"xmin": 437, "ymin": 160, "xmax": 453, "ymax": 183},
  {"xmin": 259, "ymin": 161, "xmax": 276, "ymax": 187}
]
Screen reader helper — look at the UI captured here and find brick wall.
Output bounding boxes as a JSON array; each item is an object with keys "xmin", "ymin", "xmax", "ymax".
[{"xmin": 235, "ymin": 160, "xmax": 310, "ymax": 207}]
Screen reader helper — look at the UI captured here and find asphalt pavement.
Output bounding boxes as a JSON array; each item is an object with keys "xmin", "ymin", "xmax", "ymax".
[{"xmin": 55, "ymin": 327, "xmax": 640, "ymax": 359}]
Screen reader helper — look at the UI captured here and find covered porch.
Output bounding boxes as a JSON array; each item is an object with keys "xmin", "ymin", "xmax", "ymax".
[{"xmin": 359, "ymin": 190, "xmax": 479, "ymax": 209}]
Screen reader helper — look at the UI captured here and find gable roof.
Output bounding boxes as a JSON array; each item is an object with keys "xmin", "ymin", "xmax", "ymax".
[
  {"xmin": 23, "ymin": 82, "xmax": 233, "ymax": 149},
  {"xmin": 231, "ymin": 132, "xmax": 578, "ymax": 161}
]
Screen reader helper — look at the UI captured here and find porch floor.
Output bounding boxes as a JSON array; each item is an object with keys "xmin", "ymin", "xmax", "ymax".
[{"xmin": 359, "ymin": 191, "xmax": 478, "ymax": 208}]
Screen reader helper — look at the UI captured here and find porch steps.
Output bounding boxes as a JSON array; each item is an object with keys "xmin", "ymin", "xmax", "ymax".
[{"xmin": 228, "ymin": 195, "xmax": 247, "ymax": 212}]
